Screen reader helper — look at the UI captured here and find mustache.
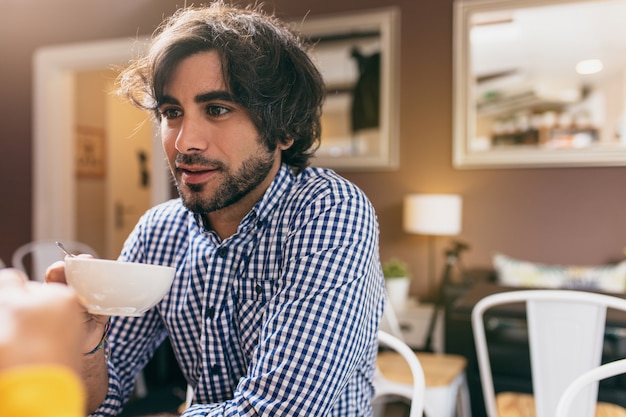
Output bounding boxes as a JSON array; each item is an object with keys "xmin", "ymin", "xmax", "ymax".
[{"xmin": 175, "ymin": 153, "xmax": 225, "ymax": 170}]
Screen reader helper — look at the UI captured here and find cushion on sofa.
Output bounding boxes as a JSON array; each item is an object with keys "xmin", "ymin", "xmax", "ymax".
[{"xmin": 493, "ymin": 253, "xmax": 626, "ymax": 293}]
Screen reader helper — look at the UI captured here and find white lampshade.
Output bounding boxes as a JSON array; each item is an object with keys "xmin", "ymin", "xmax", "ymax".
[{"xmin": 403, "ymin": 194, "xmax": 462, "ymax": 236}]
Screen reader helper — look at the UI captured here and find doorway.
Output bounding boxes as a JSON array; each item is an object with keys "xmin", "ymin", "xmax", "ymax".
[
  {"xmin": 33, "ymin": 38, "xmax": 171, "ymax": 258},
  {"xmin": 74, "ymin": 69, "xmax": 155, "ymax": 258}
]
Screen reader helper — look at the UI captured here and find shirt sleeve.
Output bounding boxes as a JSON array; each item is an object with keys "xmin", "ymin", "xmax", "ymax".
[
  {"xmin": 184, "ymin": 186, "xmax": 385, "ymax": 416},
  {"xmin": 0, "ymin": 365, "xmax": 86, "ymax": 417},
  {"xmin": 90, "ymin": 214, "xmax": 172, "ymax": 417}
]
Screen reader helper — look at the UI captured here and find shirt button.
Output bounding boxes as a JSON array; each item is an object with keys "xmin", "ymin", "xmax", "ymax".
[
  {"xmin": 256, "ymin": 220, "xmax": 263, "ymax": 229},
  {"xmin": 255, "ymin": 284, "xmax": 263, "ymax": 295},
  {"xmin": 217, "ymin": 247, "xmax": 228, "ymax": 258},
  {"xmin": 210, "ymin": 364, "xmax": 221, "ymax": 375},
  {"xmin": 206, "ymin": 306, "xmax": 215, "ymax": 319}
]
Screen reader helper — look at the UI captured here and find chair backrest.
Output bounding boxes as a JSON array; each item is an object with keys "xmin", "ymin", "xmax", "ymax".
[
  {"xmin": 12, "ymin": 240, "xmax": 98, "ymax": 281},
  {"xmin": 471, "ymin": 289, "xmax": 626, "ymax": 417},
  {"xmin": 379, "ymin": 292, "xmax": 406, "ymax": 341},
  {"xmin": 555, "ymin": 358, "xmax": 626, "ymax": 417},
  {"xmin": 375, "ymin": 330, "xmax": 425, "ymax": 417}
]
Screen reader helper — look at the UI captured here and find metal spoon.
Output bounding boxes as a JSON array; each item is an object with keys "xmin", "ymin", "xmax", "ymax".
[{"xmin": 55, "ymin": 241, "xmax": 76, "ymax": 258}]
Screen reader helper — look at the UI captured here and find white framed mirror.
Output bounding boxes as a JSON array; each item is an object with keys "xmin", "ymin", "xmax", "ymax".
[
  {"xmin": 300, "ymin": 7, "xmax": 400, "ymax": 170},
  {"xmin": 453, "ymin": 0, "xmax": 626, "ymax": 168}
]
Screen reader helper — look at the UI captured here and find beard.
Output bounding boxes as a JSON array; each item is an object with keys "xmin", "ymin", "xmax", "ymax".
[{"xmin": 174, "ymin": 148, "xmax": 276, "ymax": 214}]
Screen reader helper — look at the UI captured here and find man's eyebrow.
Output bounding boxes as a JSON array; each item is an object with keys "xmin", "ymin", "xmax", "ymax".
[
  {"xmin": 157, "ymin": 96, "xmax": 178, "ymax": 107},
  {"xmin": 157, "ymin": 91, "xmax": 235, "ymax": 108},
  {"xmin": 195, "ymin": 90, "xmax": 236, "ymax": 104}
]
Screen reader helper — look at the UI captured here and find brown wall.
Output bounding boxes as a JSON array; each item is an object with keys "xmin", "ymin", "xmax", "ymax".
[{"xmin": 2, "ymin": 0, "xmax": 625, "ymax": 299}]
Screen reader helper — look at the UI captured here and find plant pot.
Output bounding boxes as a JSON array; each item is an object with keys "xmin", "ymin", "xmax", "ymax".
[{"xmin": 385, "ymin": 277, "xmax": 410, "ymax": 312}]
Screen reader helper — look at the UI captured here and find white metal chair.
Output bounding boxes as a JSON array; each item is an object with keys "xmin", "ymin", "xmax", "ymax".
[
  {"xmin": 375, "ymin": 330, "xmax": 426, "ymax": 417},
  {"xmin": 378, "ymin": 296, "xmax": 472, "ymax": 417},
  {"xmin": 472, "ymin": 289, "xmax": 626, "ymax": 417},
  {"xmin": 555, "ymin": 358, "xmax": 626, "ymax": 417},
  {"xmin": 12, "ymin": 239, "xmax": 98, "ymax": 281}
]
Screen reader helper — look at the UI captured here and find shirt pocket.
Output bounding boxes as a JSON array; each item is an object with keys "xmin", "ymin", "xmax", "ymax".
[
  {"xmin": 235, "ymin": 275, "xmax": 275, "ymax": 353},
  {"xmin": 236, "ymin": 273, "xmax": 274, "ymax": 303}
]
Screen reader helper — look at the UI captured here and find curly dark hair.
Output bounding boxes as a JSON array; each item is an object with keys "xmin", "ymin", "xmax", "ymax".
[{"xmin": 117, "ymin": 1, "xmax": 325, "ymax": 171}]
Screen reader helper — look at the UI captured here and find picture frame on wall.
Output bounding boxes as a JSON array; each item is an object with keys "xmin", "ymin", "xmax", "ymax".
[{"xmin": 75, "ymin": 126, "xmax": 106, "ymax": 178}]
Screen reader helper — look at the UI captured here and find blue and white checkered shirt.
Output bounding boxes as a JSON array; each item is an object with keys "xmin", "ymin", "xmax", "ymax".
[{"xmin": 93, "ymin": 164, "xmax": 385, "ymax": 417}]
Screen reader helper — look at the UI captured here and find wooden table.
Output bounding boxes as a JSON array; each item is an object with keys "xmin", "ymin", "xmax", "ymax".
[
  {"xmin": 377, "ymin": 351, "xmax": 467, "ymax": 387},
  {"xmin": 377, "ymin": 351, "xmax": 471, "ymax": 417}
]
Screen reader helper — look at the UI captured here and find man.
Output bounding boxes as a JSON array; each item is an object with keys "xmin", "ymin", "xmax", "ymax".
[{"xmin": 48, "ymin": 2, "xmax": 384, "ymax": 416}]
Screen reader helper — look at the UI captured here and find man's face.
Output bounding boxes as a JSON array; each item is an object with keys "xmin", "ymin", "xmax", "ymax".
[{"xmin": 157, "ymin": 51, "xmax": 286, "ymax": 215}]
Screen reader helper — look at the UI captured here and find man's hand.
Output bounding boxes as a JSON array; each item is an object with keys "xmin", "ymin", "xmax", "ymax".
[{"xmin": 46, "ymin": 259, "xmax": 110, "ymax": 353}]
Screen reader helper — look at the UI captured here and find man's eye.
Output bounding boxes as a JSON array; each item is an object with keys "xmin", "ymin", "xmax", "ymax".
[
  {"xmin": 159, "ymin": 108, "xmax": 182, "ymax": 119},
  {"xmin": 206, "ymin": 105, "xmax": 230, "ymax": 117}
]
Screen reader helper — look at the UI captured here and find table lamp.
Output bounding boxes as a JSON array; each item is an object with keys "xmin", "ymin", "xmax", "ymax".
[{"xmin": 403, "ymin": 194, "xmax": 462, "ymax": 299}]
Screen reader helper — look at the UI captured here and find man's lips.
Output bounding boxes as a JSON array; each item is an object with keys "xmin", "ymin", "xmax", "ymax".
[{"xmin": 177, "ymin": 165, "xmax": 218, "ymax": 184}]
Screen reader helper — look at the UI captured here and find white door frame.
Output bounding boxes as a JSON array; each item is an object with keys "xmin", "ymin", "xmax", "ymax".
[{"xmin": 33, "ymin": 37, "xmax": 169, "ymax": 242}]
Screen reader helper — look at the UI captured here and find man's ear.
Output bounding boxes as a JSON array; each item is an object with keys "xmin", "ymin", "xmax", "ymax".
[{"xmin": 279, "ymin": 137, "xmax": 294, "ymax": 150}]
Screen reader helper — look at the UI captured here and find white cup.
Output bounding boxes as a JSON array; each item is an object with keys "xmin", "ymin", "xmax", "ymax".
[{"xmin": 65, "ymin": 257, "xmax": 175, "ymax": 316}]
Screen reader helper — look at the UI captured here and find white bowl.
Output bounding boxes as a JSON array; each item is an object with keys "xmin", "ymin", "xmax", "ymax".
[{"xmin": 65, "ymin": 257, "xmax": 175, "ymax": 317}]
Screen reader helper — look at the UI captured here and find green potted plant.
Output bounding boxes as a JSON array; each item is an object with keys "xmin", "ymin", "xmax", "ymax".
[{"xmin": 382, "ymin": 258, "xmax": 411, "ymax": 311}]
